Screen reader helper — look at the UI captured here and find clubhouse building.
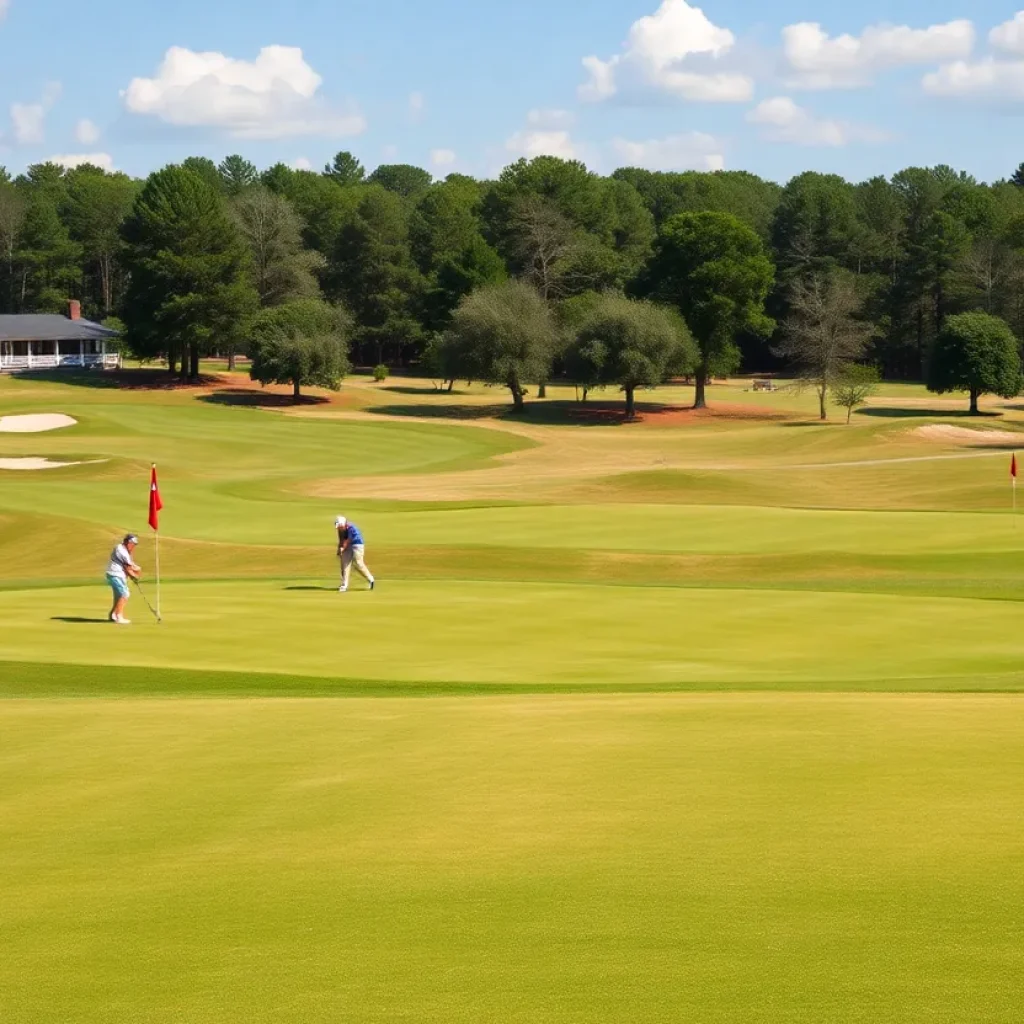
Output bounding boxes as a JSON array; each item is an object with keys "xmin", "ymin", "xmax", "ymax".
[{"xmin": 0, "ymin": 301, "xmax": 121, "ymax": 372}]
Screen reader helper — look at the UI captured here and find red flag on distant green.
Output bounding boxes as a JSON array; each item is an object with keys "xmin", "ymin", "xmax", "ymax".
[
  {"xmin": 148, "ymin": 464, "xmax": 163, "ymax": 531},
  {"xmin": 1013, "ymin": 454, "xmax": 1018, "ymax": 480}
]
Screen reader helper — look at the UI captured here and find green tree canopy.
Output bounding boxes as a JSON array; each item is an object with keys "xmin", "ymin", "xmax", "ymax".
[
  {"xmin": 121, "ymin": 165, "xmax": 257, "ymax": 379},
  {"xmin": 927, "ymin": 311, "xmax": 1023, "ymax": 414},
  {"xmin": 566, "ymin": 293, "xmax": 698, "ymax": 417},
  {"xmin": 218, "ymin": 155, "xmax": 258, "ymax": 196},
  {"xmin": 641, "ymin": 210, "xmax": 775, "ymax": 408},
  {"xmin": 444, "ymin": 279, "xmax": 557, "ymax": 411},
  {"xmin": 248, "ymin": 298, "xmax": 351, "ymax": 401},
  {"xmin": 367, "ymin": 164, "xmax": 433, "ymax": 198}
]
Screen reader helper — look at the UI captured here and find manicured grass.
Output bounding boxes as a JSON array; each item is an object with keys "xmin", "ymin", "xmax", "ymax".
[
  {"xmin": 2, "ymin": 694, "xmax": 1023, "ymax": 1024},
  {"xmin": 2, "ymin": 579, "xmax": 1024, "ymax": 692},
  {"xmin": 5, "ymin": 369, "xmax": 1024, "ymax": 1022}
]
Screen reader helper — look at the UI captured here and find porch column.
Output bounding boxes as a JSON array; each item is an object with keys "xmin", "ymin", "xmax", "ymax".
[
  {"xmin": 27, "ymin": 343, "xmax": 33, "ymax": 369},
  {"xmin": 79, "ymin": 340, "xmax": 84, "ymax": 367}
]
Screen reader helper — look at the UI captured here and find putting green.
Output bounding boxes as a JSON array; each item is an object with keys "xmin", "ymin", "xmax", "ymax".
[
  {"xmin": 2, "ymin": 579, "xmax": 1024, "ymax": 692},
  {"xmin": 2, "ymin": 694, "xmax": 1022, "ymax": 1023}
]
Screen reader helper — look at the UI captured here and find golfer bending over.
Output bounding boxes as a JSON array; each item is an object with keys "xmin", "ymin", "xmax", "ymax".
[
  {"xmin": 106, "ymin": 533, "xmax": 141, "ymax": 625},
  {"xmin": 335, "ymin": 516, "xmax": 375, "ymax": 593}
]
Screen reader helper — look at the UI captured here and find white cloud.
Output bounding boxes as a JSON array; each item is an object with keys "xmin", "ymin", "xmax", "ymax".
[
  {"xmin": 579, "ymin": 0, "xmax": 753, "ymax": 104},
  {"xmin": 10, "ymin": 81, "xmax": 61, "ymax": 145},
  {"xmin": 505, "ymin": 129, "xmax": 577, "ymax": 161},
  {"xmin": 47, "ymin": 152, "xmax": 115, "ymax": 172},
  {"xmin": 611, "ymin": 132, "xmax": 725, "ymax": 171},
  {"xmin": 0, "ymin": 0, "xmax": 10, "ymax": 22},
  {"xmin": 990, "ymin": 12, "xmax": 1024, "ymax": 55},
  {"xmin": 430, "ymin": 148, "xmax": 457, "ymax": 170},
  {"xmin": 747, "ymin": 96, "xmax": 888, "ymax": 146},
  {"xmin": 75, "ymin": 118, "xmax": 100, "ymax": 145},
  {"xmin": 922, "ymin": 58, "xmax": 1024, "ymax": 101},
  {"xmin": 783, "ymin": 19, "xmax": 974, "ymax": 89},
  {"xmin": 291, "ymin": 157, "xmax": 312, "ymax": 170},
  {"xmin": 122, "ymin": 45, "xmax": 365, "ymax": 139},
  {"xmin": 409, "ymin": 91, "xmax": 425, "ymax": 120}
]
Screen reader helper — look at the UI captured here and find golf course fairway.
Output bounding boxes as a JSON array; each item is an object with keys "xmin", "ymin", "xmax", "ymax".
[{"xmin": 3, "ymin": 369, "xmax": 1024, "ymax": 1022}]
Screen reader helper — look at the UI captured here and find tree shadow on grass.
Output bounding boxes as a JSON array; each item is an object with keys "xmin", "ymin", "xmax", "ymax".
[
  {"xmin": 200, "ymin": 390, "xmax": 331, "ymax": 408},
  {"xmin": 366, "ymin": 399, "xmax": 654, "ymax": 427},
  {"xmin": 284, "ymin": 586, "xmax": 338, "ymax": 592},
  {"xmin": 379, "ymin": 384, "xmax": 470, "ymax": 397},
  {"xmin": 16, "ymin": 369, "xmax": 223, "ymax": 391},
  {"xmin": 859, "ymin": 406, "xmax": 1003, "ymax": 419},
  {"xmin": 51, "ymin": 616, "xmax": 110, "ymax": 624}
]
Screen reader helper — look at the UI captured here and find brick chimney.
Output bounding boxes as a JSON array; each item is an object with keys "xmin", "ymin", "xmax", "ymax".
[{"xmin": 68, "ymin": 299, "xmax": 81, "ymax": 321}]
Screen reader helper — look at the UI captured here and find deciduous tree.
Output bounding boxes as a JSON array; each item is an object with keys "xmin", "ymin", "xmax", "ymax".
[{"xmin": 927, "ymin": 311, "xmax": 1023, "ymax": 414}]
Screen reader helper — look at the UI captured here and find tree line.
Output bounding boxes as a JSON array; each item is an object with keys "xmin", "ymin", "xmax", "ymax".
[{"xmin": 3, "ymin": 153, "xmax": 1024, "ymax": 415}]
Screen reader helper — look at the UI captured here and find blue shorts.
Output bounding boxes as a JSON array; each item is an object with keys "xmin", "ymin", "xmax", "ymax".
[{"xmin": 106, "ymin": 574, "xmax": 130, "ymax": 601}]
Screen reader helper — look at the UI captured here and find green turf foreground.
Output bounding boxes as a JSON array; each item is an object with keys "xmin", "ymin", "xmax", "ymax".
[{"xmin": 2, "ymin": 694, "xmax": 1022, "ymax": 1024}]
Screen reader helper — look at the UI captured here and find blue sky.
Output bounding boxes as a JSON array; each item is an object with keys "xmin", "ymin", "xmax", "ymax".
[{"xmin": 1, "ymin": 0, "xmax": 1023, "ymax": 184}]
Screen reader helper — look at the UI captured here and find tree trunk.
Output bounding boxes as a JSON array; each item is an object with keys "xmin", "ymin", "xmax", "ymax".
[
  {"xmin": 446, "ymin": 379, "xmax": 454, "ymax": 393},
  {"xmin": 509, "ymin": 377, "xmax": 525, "ymax": 412},
  {"xmin": 538, "ymin": 382, "xmax": 547, "ymax": 399},
  {"xmin": 189, "ymin": 344, "xmax": 200, "ymax": 381},
  {"xmin": 625, "ymin": 385, "xmax": 636, "ymax": 420},
  {"xmin": 819, "ymin": 385, "xmax": 827, "ymax": 421},
  {"xmin": 167, "ymin": 350, "xmax": 177, "ymax": 375},
  {"xmin": 693, "ymin": 359, "xmax": 709, "ymax": 410},
  {"xmin": 970, "ymin": 388, "xmax": 980, "ymax": 415},
  {"xmin": 293, "ymin": 379, "xmax": 302, "ymax": 403},
  {"xmin": 847, "ymin": 406, "xmax": 853, "ymax": 425},
  {"xmin": 227, "ymin": 350, "xmax": 236, "ymax": 372}
]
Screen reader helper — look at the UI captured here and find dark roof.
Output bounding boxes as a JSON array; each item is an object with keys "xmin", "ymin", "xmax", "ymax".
[{"xmin": 0, "ymin": 314, "xmax": 119, "ymax": 342}]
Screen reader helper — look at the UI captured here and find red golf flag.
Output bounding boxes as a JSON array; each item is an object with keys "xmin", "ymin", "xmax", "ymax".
[
  {"xmin": 1013, "ymin": 455, "xmax": 1018, "ymax": 480},
  {"xmin": 148, "ymin": 464, "xmax": 163, "ymax": 531}
]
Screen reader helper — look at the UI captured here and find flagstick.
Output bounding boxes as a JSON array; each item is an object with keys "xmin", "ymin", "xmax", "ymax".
[{"xmin": 156, "ymin": 529, "xmax": 161, "ymax": 619}]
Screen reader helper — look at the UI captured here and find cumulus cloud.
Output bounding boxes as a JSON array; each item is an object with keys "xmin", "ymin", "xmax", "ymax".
[
  {"xmin": 922, "ymin": 58, "xmax": 1024, "ymax": 101},
  {"xmin": 783, "ymin": 19, "xmax": 975, "ymax": 89},
  {"xmin": 47, "ymin": 152, "xmax": 115, "ymax": 172},
  {"xmin": 579, "ymin": 0, "xmax": 753, "ymax": 104},
  {"xmin": 505, "ymin": 109, "xmax": 579, "ymax": 161},
  {"xmin": 122, "ymin": 45, "xmax": 365, "ymax": 139},
  {"xmin": 10, "ymin": 82, "xmax": 61, "ymax": 144},
  {"xmin": 611, "ymin": 132, "xmax": 724, "ymax": 171},
  {"xmin": 291, "ymin": 157, "xmax": 312, "ymax": 170},
  {"xmin": 409, "ymin": 92, "xmax": 425, "ymax": 120},
  {"xmin": 430, "ymin": 148, "xmax": 457, "ymax": 170},
  {"xmin": 922, "ymin": 13, "xmax": 1024, "ymax": 102},
  {"xmin": 747, "ymin": 97, "xmax": 888, "ymax": 146},
  {"xmin": 990, "ymin": 12, "xmax": 1024, "ymax": 54},
  {"xmin": 505, "ymin": 129, "xmax": 577, "ymax": 161},
  {"xmin": 75, "ymin": 119, "xmax": 100, "ymax": 145}
]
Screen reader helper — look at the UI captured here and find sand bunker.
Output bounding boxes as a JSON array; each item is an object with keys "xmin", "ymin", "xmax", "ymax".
[
  {"xmin": 0, "ymin": 413, "xmax": 77, "ymax": 433},
  {"xmin": 0, "ymin": 457, "xmax": 101, "ymax": 471},
  {"xmin": 915, "ymin": 424, "xmax": 1024, "ymax": 445}
]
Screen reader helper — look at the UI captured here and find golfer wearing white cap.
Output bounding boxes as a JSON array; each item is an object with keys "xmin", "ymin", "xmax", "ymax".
[
  {"xmin": 106, "ymin": 533, "xmax": 141, "ymax": 624},
  {"xmin": 335, "ymin": 516, "xmax": 375, "ymax": 593}
]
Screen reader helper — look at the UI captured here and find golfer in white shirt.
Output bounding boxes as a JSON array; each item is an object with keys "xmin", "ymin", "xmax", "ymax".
[{"xmin": 106, "ymin": 534, "xmax": 141, "ymax": 625}]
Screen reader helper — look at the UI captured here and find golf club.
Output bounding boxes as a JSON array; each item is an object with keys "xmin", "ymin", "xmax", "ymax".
[{"xmin": 133, "ymin": 577, "xmax": 162, "ymax": 624}]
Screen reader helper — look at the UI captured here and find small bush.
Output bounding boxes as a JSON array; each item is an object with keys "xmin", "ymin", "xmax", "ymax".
[{"xmin": 373, "ymin": 364, "xmax": 389, "ymax": 383}]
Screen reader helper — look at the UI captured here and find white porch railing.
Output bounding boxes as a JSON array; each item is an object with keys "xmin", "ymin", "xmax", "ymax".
[{"xmin": 0, "ymin": 353, "xmax": 121, "ymax": 372}]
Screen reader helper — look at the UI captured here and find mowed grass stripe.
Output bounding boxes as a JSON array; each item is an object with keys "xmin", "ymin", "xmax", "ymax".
[{"xmin": 3, "ymin": 581, "xmax": 1024, "ymax": 692}]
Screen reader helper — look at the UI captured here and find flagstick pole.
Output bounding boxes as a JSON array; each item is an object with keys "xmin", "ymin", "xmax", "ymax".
[{"xmin": 156, "ymin": 529, "xmax": 161, "ymax": 619}]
